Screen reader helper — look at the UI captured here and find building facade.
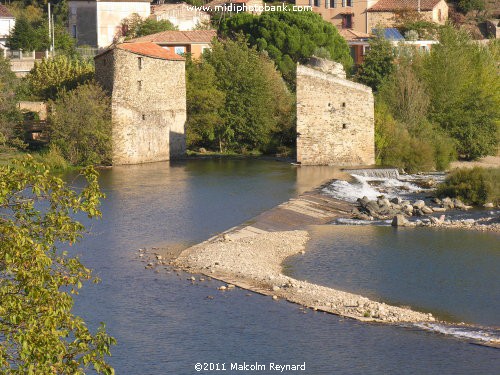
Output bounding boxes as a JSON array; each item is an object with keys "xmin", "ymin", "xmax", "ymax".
[
  {"xmin": 151, "ymin": 3, "xmax": 211, "ymax": 30},
  {"xmin": 294, "ymin": 0, "xmax": 379, "ymax": 34},
  {"xmin": 128, "ymin": 30, "xmax": 217, "ymax": 58},
  {"xmin": 367, "ymin": 0, "xmax": 448, "ymax": 31},
  {"xmin": 296, "ymin": 58, "xmax": 374, "ymax": 166},
  {"xmin": 94, "ymin": 42, "xmax": 186, "ymax": 165},
  {"xmin": 68, "ymin": 0, "xmax": 150, "ymax": 49},
  {"xmin": 0, "ymin": 5, "xmax": 15, "ymax": 49}
]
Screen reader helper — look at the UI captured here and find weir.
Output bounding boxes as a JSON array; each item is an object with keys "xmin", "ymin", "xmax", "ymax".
[{"xmin": 342, "ymin": 168, "xmax": 400, "ymax": 179}]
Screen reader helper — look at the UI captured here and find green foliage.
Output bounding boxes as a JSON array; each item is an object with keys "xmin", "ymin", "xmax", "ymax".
[
  {"xmin": 32, "ymin": 144, "xmax": 68, "ymax": 171},
  {"xmin": 219, "ymin": 11, "xmax": 352, "ymax": 85},
  {"xmin": 187, "ymin": 38, "xmax": 294, "ymax": 153},
  {"xmin": 456, "ymin": 0, "xmax": 485, "ymax": 13},
  {"xmin": 436, "ymin": 167, "xmax": 499, "ymax": 205},
  {"xmin": 423, "ymin": 26, "xmax": 499, "ymax": 159},
  {"xmin": 0, "ymin": 157, "xmax": 115, "ymax": 374},
  {"xmin": 49, "ymin": 83, "xmax": 112, "ymax": 166},
  {"xmin": 185, "ymin": 57, "xmax": 225, "ymax": 150},
  {"xmin": 26, "ymin": 55, "xmax": 94, "ymax": 100},
  {"xmin": 7, "ymin": 12, "xmax": 75, "ymax": 55},
  {"xmin": 121, "ymin": 14, "xmax": 176, "ymax": 40},
  {"xmin": 135, "ymin": 19, "xmax": 177, "ymax": 37},
  {"xmin": 0, "ymin": 57, "xmax": 23, "ymax": 149},
  {"xmin": 356, "ymin": 36, "xmax": 395, "ymax": 91}
]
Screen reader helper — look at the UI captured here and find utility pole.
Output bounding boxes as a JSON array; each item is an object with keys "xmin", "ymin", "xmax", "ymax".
[{"xmin": 48, "ymin": 3, "xmax": 52, "ymax": 54}]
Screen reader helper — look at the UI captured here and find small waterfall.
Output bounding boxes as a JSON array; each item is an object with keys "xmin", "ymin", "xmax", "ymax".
[{"xmin": 343, "ymin": 168, "xmax": 400, "ymax": 179}]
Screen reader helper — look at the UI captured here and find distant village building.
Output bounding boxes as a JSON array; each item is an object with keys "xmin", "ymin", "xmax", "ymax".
[
  {"xmin": 128, "ymin": 29, "xmax": 217, "ymax": 58},
  {"xmin": 68, "ymin": 0, "xmax": 150, "ymax": 49},
  {"xmin": 151, "ymin": 2, "xmax": 211, "ymax": 30},
  {"xmin": 0, "ymin": 5, "xmax": 15, "ymax": 49},
  {"xmin": 205, "ymin": 0, "xmax": 264, "ymax": 15},
  {"xmin": 94, "ymin": 42, "xmax": 186, "ymax": 165},
  {"xmin": 367, "ymin": 0, "xmax": 448, "ymax": 31},
  {"xmin": 295, "ymin": 0, "xmax": 448, "ymax": 35},
  {"xmin": 296, "ymin": 58, "xmax": 374, "ymax": 166}
]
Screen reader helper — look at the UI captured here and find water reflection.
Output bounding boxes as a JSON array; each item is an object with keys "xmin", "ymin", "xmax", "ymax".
[{"xmin": 66, "ymin": 160, "xmax": 500, "ymax": 374}]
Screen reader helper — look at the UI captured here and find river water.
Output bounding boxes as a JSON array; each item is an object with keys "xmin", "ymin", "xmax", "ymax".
[{"xmin": 67, "ymin": 159, "xmax": 499, "ymax": 374}]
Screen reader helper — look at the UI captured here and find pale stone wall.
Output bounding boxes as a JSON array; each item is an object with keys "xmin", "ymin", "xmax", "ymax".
[
  {"xmin": 96, "ymin": 1, "xmax": 150, "ymax": 48},
  {"xmin": 69, "ymin": 1, "xmax": 150, "ymax": 48},
  {"xmin": 432, "ymin": 0, "xmax": 448, "ymax": 24},
  {"xmin": 95, "ymin": 48, "xmax": 186, "ymax": 165},
  {"xmin": 296, "ymin": 61, "xmax": 374, "ymax": 166}
]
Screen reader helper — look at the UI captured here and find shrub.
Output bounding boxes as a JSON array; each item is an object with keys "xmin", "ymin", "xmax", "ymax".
[
  {"xmin": 436, "ymin": 167, "xmax": 500, "ymax": 205},
  {"xmin": 26, "ymin": 55, "xmax": 94, "ymax": 100},
  {"xmin": 49, "ymin": 83, "xmax": 112, "ymax": 166}
]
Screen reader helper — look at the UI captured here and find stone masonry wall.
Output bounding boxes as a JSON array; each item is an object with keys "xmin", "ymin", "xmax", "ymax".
[
  {"xmin": 296, "ymin": 62, "xmax": 374, "ymax": 166},
  {"xmin": 95, "ymin": 48, "xmax": 186, "ymax": 165}
]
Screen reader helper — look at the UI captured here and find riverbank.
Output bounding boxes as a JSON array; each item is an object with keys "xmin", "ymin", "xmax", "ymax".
[{"xmin": 169, "ymin": 187, "xmax": 435, "ymax": 324}]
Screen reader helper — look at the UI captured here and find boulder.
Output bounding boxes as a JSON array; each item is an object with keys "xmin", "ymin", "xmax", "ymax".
[
  {"xmin": 390, "ymin": 197, "xmax": 402, "ymax": 205},
  {"xmin": 413, "ymin": 200, "xmax": 426, "ymax": 209},
  {"xmin": 421, "ymin": 206, "xmax": 433, "ymax": 214},
  {"xmin": 484, "ymin": 202, "xmax": 494, "ymax": 208},
  {"xmin": 432, "ymin": 207, "xmax": 446, "ymax": 212},
  {"xmin": 441, "ymin": 197, "xmax": 454, "ymax": 209},
  {"xmin": 391, "ymin": 215, "xmax": 409, "ymax": 227},
  {"xmin": 431, "ymin": 197, "xmax": 442, "ymax": 205}
]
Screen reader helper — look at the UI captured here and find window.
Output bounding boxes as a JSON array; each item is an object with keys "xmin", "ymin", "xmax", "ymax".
[
  {"xmin": 342, "ymin": 14, "xmax": 353, "ymax": 29},
  {"xmin": 142, "ymin": 114, "xmax": 146, "ymax": 121},
  {"xmin": 346, "ymin": 0, "xmax": 352, "ymax": 6},
  {"xmin": 72, "ymin": 25, "xmax": 77, "ymax": 38},
  {"xmin": 363, "ymin": 45, "xmax": 370, "ymax": 55},
  {"xmin": 342, "ymin": 124, "xmax": 348, "ymax": 129},
  {"xmin": 314, "ymin": 0, "xmax": 320, "ymax": 6},
  {"xmin": 138, "ymin": 57, "xmax": 143, "ymax": 70},
  {"xmin": 174, "ymin": 46, "xmax": 186, "ymax": 55},
  {"xmin": 438, "ymin": 9, "xmax": 442, "ymax": 22},
  {"xmin": 329, "ymin": 0, "xmax": 336, "ymax": 7},
  {"xmin": 342, "ymin": 102, "xmax": 346, "ymax": 108},
  {"xmin": 342, "ymin": 0, "xmax": 345, "ymax": 6},
  {"xmin": 138, "ymin": 80, "xmax": 142, "ymax": 91}
]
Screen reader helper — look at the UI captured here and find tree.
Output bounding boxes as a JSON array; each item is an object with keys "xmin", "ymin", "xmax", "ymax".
[
  {"xmin": 0, "ymin": 157, "xmax": 115, "ymax": 374},
  {"xmin": 185, "ymin": 57, "xmax": 225, "ymax": 150},
  {"xmin": 7, "ymin": 17, "xmax": 44, "ymax": 51},
  {"xmin": 423, "ymin": 26, "xmax": 499, "ymax": 159},
  {"xmin": 456, "ymin": 0, "xmax": 485, "ymax": 13},
  {"xmin": 134, "ymin": 19, "xmax": 177, "ymax": 38},
  {"xmin": 120, "ymin": 14, "xmax": 176, "ymax": 40},
  {"xmin": 356, "ymin": 35, "xmax": 395, "ymax": 91},
  {"xmin": 0, "ymin": 57, "xmax": 22, "ymax": 147},
  {"xmin": 219, "ymin": 11, "xmax": 352, "ymax": 85},
  {"xmin": 26, "ymin": 55, "xmax": 94, "ymax": 100},
  {"xmin": 202, "ymin": 38, "xmax": 294, "ymax": 152},
  {"xmin": 49, "ymin": 83, "xmax": 112, "ymax": 166}
]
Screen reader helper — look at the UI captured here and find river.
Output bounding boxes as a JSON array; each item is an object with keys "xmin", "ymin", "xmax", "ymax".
[{"xmin": 67, "ymin": 159, "xmax": 499, "ymax": 374}]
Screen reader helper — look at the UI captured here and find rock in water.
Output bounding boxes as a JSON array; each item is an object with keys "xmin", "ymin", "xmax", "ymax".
[{"xmin": 391, "ymin": 215, "xmax": 409, "ymax": 227}]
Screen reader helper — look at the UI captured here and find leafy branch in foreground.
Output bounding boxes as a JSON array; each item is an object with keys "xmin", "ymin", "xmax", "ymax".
[{"xmin": 0, "ymin": 157, "xmax": 115, "ymax": 374}]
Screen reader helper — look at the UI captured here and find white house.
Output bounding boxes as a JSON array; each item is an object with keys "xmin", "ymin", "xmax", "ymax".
[
  {"xmin": 0, "ymin": 5, "xmax": 15, "ymax": 49},
  {"xmin": 68, "ymin": 0, "xmax": 150, "ymax": 49},
  {"xmin": 151, "ymin": 3, "xmax": 210, "ymax": 31}
]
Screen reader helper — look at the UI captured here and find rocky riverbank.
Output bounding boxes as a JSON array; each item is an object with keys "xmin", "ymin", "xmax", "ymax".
[{"xmin": 172, "ymin": 230, "xmax": 435, "ymax": 324}]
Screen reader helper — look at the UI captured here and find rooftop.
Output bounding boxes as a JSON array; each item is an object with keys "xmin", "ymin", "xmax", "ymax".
[
  {"xmin": 368, "ymin": 0, "xmax": 442, "ymax": 12},
  {"xmin": 338, "ymin": 28, "xmax": 371, "ymax": 41},
  {"xmin": 128, "ymin": 30, "xmax": 217, "ymax": 44},
  {"xmin": 95, "ymin": 42, "xmax": 185, "ymax": 61},
  {"xmin": 0, "ymin": 4, "xmax": 14, "ymax": 18}
]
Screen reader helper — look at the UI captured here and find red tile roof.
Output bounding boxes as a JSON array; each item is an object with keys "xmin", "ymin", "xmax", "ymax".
[
  {"xmin": 368, "ymin": 0, "xmax": 443, "ymax": 12},
  {"xmin": 128, "ymin": 30, "xmax": 217, "ymax": 44},
  {"xmin": 339, "ymin": 28, "xmax": 371, "ymax": 41},
  {"xmin": 0, "ymin": 4, "xmax": 14, "ymax": 18},
  {"xmin": 116, "ymin": 42, "xmax": 185, "ymax": 60}
]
